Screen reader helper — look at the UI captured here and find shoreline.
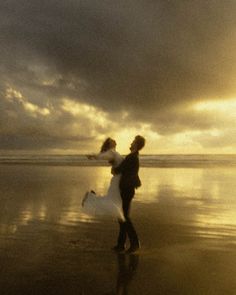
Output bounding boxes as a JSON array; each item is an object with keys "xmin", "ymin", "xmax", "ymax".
[
  {"xmin": 0, "ymin": 161, "xmax": 236, "ymax": 168},
  {"xmin": 1, "ymin": 154, "xmax": 235, "ymax": 168}
]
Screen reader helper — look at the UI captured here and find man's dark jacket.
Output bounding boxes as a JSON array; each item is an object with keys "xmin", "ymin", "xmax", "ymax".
[{"xmin": 114, "ymin": 151, "xmax": 141, "ymax": 194}]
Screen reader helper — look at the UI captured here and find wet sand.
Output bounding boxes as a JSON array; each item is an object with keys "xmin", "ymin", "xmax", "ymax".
[{"xmin": 1, "ymin": 165, "xmax": 236, "ymax": 294}]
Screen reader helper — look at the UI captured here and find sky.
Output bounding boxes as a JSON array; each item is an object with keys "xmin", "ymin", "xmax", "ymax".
[{"xmin": 0, "ymin": 0, "xmax": 236, "ymax": 154}]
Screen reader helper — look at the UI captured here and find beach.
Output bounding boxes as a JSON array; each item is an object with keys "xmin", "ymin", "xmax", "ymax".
[{"xmin": 1, "ymin": 163, "xmax": 236, "ymax": 294}]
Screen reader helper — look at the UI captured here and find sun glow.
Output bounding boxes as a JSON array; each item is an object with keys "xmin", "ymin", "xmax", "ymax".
[
  {"xmin": 194, "ymin": 98, "xmax": 236, "ymax": 114},
  {"xmin": 114, "ymin": 124, "xmax": 160, "ymax": 154}
]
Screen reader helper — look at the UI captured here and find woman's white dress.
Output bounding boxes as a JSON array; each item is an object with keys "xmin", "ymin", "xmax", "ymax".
[{"xmin": 82, "ymin": 149, "xmax": 125, "ymax": 221}]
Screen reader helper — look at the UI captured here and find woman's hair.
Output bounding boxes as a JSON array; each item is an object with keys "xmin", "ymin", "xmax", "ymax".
[{"xmin": 100, "ymin": 137, "xmax": 113, "ymax": 153}]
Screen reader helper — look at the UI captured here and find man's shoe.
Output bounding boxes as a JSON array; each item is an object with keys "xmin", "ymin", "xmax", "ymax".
[
  {"xmin": 126, "ymin": 244, "xmax": 140, "ymax": 254},
  {"xmin": 112, "ymin": 245, "xmax": 125, "ymax": 253}
]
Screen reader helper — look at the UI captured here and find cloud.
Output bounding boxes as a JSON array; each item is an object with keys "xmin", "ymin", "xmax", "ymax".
[
  {"xmin": 0, "ymin": 87, "xmax": 110, "ymax": 151},
  {"xmin": 0, "ymin": 0, "xmax": 236, "ymax": 152}
]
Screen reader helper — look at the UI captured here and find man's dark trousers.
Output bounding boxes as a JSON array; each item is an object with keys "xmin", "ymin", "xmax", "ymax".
[{"xmin": 117, "ymin": 187, "xmax": 139, "ymax": 248}]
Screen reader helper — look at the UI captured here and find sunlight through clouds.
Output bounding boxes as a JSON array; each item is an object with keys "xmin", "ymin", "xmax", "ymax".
[
  {"xmin": 5, "ymin": 87, "xmax": 50, "ymax": 117},
  {"xmin": 114, "ymin": 124, "xmax": 161, "ymax": 153},
  {"xmin": 194, "ymin": 99, "xmax": 236, "ymax": 118},
  {"xmin": 61, "ymin": 98, "xmax": 110, "ymax": 128},
  {"xmin": 0, "ymin": 1, "xmax": 236, "ymax": 154}
]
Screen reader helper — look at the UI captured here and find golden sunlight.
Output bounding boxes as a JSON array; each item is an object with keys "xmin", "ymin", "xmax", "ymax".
[
  {"xmin": 194, "ymin": 98, "xmax": 236, "ymax": 115},
  {"xmin": 61, "ymin": 98, "xmax": 110, "ymax": 128},
  {"xmin": 114, "ymin": 124, "xmax": 160, "ymax": 154},
  {"xmin": 6, "ymin": 87, "xmax": 50, "ymax": 117}
]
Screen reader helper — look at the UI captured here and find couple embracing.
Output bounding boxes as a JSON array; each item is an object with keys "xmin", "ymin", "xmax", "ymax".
[{"xmin": 82, "ymin": 135, "xmax": 145, "ymax": 253}]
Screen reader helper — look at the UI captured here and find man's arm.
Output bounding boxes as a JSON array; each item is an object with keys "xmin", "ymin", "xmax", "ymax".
[
  {"xmin": 113, "ymin": 160, "xmax": 125, "ymax": 174},
  {"xmin": 113, "ymin": 156, "xmax": 130, "ymax": 174},
  {"xmin": 113, "ymin": 154, "xmax": 138, "ymax": 175}
]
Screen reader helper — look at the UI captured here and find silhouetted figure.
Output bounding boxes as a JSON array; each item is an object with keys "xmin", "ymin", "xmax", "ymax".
[{"xmin": 113, "ymin": 135, "xmax": 145, "ymax": 253}]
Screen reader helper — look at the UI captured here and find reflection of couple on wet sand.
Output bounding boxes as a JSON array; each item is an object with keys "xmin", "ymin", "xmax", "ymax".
[
  {"xmin": 82, "ymin": 135, "xmax": 145, "ymax": 253},
  {"xmin": 114, "ymin": 253, "xmax": 139, "ymax": 295}
]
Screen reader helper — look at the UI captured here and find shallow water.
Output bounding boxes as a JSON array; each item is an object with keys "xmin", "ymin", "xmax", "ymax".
[{"xmin": 0, "ymin": 165, "xmax": 236, "ymax": 294}]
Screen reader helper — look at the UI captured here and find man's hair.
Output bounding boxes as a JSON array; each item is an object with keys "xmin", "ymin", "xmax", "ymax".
[{"xmin": 135, "ymin": 135, "xmax": 145, "ymax": 151}]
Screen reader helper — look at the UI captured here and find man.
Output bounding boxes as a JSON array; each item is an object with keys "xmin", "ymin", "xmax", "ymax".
[{"xmin": 112, "ymin": 135, "xmax": 145, "ymax": 253}]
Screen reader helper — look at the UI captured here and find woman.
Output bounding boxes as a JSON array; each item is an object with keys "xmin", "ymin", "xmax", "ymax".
[{"xmin": 82, "ymin": 138, "xmax": 125, "ymax": 221}]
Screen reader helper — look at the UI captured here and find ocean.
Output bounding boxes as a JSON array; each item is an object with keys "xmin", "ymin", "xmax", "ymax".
[{"xmin": 0, "ymin": 154, "xmax": 236, "ymax": 167}]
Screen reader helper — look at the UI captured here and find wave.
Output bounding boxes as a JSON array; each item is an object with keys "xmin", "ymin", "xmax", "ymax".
[{"xmin": 0, "ymin": 154, "xmax": 236, "ymax": 167}]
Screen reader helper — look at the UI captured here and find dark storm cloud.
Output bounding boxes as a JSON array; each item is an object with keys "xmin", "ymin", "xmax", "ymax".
[
  {"xmin": 0, "ymin": 0, "xmax": 236, "ymax": 151},
  {"xmin": 0, "ymin": 91, "xmax": 95, "ymax": 150}
]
